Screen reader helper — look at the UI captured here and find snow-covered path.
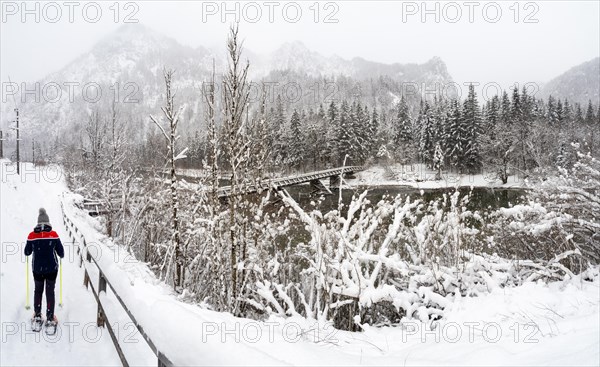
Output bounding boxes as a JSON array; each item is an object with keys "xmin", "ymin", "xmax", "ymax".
[{"xmin": 1, "ymin": 161, "xmax": 120, "ymax": 366}]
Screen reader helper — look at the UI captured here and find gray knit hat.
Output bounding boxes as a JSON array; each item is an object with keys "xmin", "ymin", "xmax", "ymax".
[{"xmin": 37, "ymin": 208, "xmax": 50, "ymax": 226}]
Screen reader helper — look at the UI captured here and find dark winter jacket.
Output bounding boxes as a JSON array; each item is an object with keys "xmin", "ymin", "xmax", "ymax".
[{"xmin": 24, "ymin": 224, "xmax": 64, "ymax": 274}]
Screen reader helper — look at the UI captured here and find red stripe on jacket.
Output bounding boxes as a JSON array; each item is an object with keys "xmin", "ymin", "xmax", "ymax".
[{"xmin": 27, "ymin": 231, "xmax": 60, "ymax": 240}]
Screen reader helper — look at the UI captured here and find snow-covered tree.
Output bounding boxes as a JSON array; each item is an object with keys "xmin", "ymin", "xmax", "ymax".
[
  {"xmin": 149, "ymin": 68, "xmax": 187, "ymax": 289},
  {"xmin": 369, "ymin": 107, "xmax": 380, "ymax": 157},
  {"xmin": 461, "ymin": 84, "xmax": 483, "ymax": 173},
  {"xmin": 445, "ymin": 99, "xmax": 466, "ymax": 170},
  {"xmin": 334, "ymin": 101, "xmax": 352, "ymax": 165},
  {"xmin": 288, "ymin": 108, "xmax": 303, "ymax": 168},
  {"xmin": 433, "ymin": 142, "xmax": 444, "ymax": 180},
  {"xmin": 418, "ymin": 101, "xmax": 436, "ymax": 166},
  {"xmin": 393, "ymin": 96, "xmax": 412, "ymax": 147},
  {"xmin": 585, "ymin": 100, "xmax": 595, "ymax": 124}
]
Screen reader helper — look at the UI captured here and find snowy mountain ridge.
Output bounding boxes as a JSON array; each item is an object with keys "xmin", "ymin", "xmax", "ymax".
[
  {"xmin": 540, "ymin": 57, "xmax": 600, "ymax": 105},
  {"xmin": 44, "ymin": 24, "xmax": 451, "ymax": 84},
  {"xmin": 1, "ymin": 24, "xmax": 454, "ymax": 143}
]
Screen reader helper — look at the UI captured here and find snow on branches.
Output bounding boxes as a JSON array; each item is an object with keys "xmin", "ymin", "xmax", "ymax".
[{"xmin": 247, "ymin": 188, "xmax": 588, "ymax": 329}]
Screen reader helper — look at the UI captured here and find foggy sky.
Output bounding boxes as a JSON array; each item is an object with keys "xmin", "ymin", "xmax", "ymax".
[{"xmin": 1, "ymin": 0, "xmax": 599, "ymax": 91}]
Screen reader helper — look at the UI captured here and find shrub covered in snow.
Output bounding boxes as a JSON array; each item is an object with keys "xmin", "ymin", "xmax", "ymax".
[
  {"xmin": 488, "ymin": 152, "xmax": 599, "ymax": 272},
  {"xmin": 243, "ymin": 187, "xmax": 587, "ymax": 330}
]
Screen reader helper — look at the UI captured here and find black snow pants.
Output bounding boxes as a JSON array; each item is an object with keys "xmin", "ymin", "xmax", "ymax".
[{"xmin": 33, "ymin": 271, "xmax": 58, "ymax": 319}]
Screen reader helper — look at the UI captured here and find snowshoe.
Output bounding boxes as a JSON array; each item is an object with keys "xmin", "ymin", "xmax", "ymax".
[
  {"xmin": 45, "ymin": 315, "xmax": 58, "ymax": 336},
  {"xmin": 31, "ymin": 315, "xmax": 43, "ymax": 332}
]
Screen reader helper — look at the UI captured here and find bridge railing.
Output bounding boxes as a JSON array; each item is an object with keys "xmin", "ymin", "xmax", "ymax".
[
  {"xmin": 217, "ymin": 165, "xmax": 364, "ymax": 198},
  {"xmin": 60, "ymin": 202, "xmax": 173, "ymax": 367}
]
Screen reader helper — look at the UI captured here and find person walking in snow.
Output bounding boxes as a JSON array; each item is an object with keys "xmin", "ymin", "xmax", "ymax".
[{"xmin": 24, "ymin": 208, "xmax": 64, "ymax": 327}]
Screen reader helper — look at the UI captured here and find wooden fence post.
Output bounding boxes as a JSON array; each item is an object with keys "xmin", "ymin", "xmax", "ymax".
[{"xmin": 97, "ymin": 273, "xmax": 107, "ymax": 327}]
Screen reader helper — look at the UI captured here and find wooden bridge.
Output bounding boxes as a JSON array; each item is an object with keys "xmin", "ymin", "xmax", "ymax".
[
  {"xmin": 216, "ymin": 166, "xmax": 364, "ymax": 199},
  {"xmin": 81, "ymin": 166, "xmax": 364, "ymax": 215}
]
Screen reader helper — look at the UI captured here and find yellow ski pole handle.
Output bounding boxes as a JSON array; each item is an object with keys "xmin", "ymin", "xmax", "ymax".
[
  {"xmin": 25, "ymin": 257, "xmax": 30, "ymax": 310},
  {"xmin": 59, "ymin": 258, "xmax": 63, "ymax": 307}
]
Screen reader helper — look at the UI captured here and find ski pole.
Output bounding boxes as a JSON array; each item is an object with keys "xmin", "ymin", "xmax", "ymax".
[
  {"xmin": 25, "ymin": 257, "xmax": 30, "ymax": 310},
  {"xmin": 59, "ymin": 258, "xmax": 63, "ymax": 307}
]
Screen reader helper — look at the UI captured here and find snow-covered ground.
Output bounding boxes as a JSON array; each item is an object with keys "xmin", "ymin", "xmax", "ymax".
[
  {"xmin": 350, "ymin": 164, "xmax": 527, "ymax": 189},
  {"xmin": 0, "ymin": 161, "xmax": 122, "ymax": 366},
  {"xmin": 1, "ymin": 160, "xmax": 598, "ymax": 366},
  {"xmin": 173, "ymin": 163, "xmax": 528, "ymax": 190}
]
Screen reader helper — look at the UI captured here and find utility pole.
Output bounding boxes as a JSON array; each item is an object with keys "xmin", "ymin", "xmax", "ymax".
[
  {"xmin": 32, "ymin": 139, "xmax": 35, "ymax": 166},
  {"xmin": 7, "ymin": 76, "xmax": 21, "ymax": 173},
  {"xmin": 0, "ymin": 130, "xmax": 3, "ymax": 159},
  {"xmin": 15, "ymin": 108, "xmax": 20, "ymax": 174}
]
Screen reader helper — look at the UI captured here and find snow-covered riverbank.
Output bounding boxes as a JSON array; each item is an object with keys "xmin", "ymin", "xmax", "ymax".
[{"xmin": 349, "ymin": 164, "xmax": 529, "ymax": 190}]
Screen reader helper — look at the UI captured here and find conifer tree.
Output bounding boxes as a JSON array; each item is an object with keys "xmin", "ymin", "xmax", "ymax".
[
  {"xmin": 511, "ymin": 87, "xmax": 534, "ymax": 171},
  {"xmin": 272, "ymin": 94, "xmax": 287, "ymax": 165},
  {"xmin": 335, "ymin": 101, "xmax": 352, "ymax": 165},
  {"xmin": 433, "ymin": 142, "xmax": 444, "ymax": 180},
  {"xmin": 393, "ymin": 96, "xmax": 412, "ymax": 147},
  {"xmin": 485, "ymin": 95, "xmax": 500, "ymax": 137},
  {"xmin": 461, "ymin": 84, "xmax": 483, "ymax": 173},
  {"xmin": 369, "ymin": 107, "xmax": 380, "ymax": 157},
  {"xmin": 446, "ymin": 99, "xmax": 465, "ymax": 170},
  {"xmin": 547, "ymin": 96, "xmax": 558, "ymax": 125},
  {"xmin": 500, "ymin": 91, "xmax": 512, "ymax": 125},
  {"xmin": 327, "ymin": 100, "xmax": 338, "ymax": 124},
  {"xmin": 556, "ymin": 99, "xmax": 564, "ymax": 128},
  {"xmin": 511, "ymin": 87, "xmax": 522, "ymax": 123},
  {"xmin": 585, "ymin": 100, "xmax": 595, "ymax": 124},
  {"xmin": 575, "ymin": 103, "xmax": 584, "ymax": 125},
  {"xmin": 418, "ymin": 101, "xmax": 435, "ymax": 167},
  {"xmin": 289, "ymin": 108, "xmax": 303, "ymax": 168}
]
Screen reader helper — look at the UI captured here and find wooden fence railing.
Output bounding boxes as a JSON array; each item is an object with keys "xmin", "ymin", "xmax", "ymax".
[{"xmin": 61, "ymin": 202, "xmax": 173, "ymax": 367}]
